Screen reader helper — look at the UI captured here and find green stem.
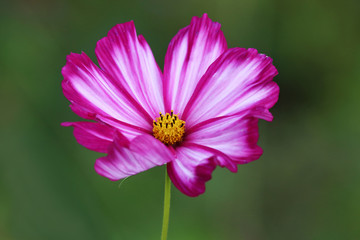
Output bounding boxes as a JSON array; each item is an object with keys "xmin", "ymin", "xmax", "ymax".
[{"xmin": 161, "ymin": 165, "xmax": 171, "ymax": 240}]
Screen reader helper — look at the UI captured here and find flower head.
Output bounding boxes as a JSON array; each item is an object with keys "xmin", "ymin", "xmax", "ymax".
[{"xmin": 61, "ymin": 14, "xmax": 279, "ymax": 197}]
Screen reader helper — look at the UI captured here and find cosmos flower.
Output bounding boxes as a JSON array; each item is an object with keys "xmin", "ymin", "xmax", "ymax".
[{"xmin": 61, "ymin": 13, "xmax": 279, "ymax": 197}]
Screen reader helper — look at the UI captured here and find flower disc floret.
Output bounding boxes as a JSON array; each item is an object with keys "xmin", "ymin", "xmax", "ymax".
[{"xmin": 153, "ymin": 111, "xmax": 185, "ymax": 145}]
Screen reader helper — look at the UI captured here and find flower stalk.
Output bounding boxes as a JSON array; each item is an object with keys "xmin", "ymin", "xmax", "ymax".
[{"xmin": 161, "ymin": 165, "xmax": 171, "ymax": 240}]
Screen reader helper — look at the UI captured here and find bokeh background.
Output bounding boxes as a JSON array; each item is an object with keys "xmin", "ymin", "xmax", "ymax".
[{"xmin": 1, "ymin": 0, "xmax": 359, "ymax": 239}]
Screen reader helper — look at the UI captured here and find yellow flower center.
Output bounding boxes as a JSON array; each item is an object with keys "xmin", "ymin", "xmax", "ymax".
[{"xmin": 153, "ymin": 110, "xmax": 185, "ymax": 145}]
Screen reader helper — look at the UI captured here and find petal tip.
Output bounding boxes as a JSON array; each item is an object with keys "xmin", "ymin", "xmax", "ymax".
[
  {"xmin": 94, "ymin": 157, "xmax": 122, "ymax": 181},
  {"xmin": 61, "ymin": 122, "xmax": 72, "ymax": 127}
]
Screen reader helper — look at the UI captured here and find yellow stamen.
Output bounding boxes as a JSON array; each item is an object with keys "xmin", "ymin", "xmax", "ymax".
[{"xmin": 153, "ymin": 110, "xmax": 185, "ymax": 145}]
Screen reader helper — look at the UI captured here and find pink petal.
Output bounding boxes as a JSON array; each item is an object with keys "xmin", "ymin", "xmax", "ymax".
[
  {"xmin": 182, "ymin": 48, "xmax": 279, "ymax": 128},
  {"xmin": 95, "ymin": 133, "xmax": 174, "ymax": 180},
  {"xmin": 95, "ymin": 115, "xmax": 151, "ymax": 140},
  {"xmin": 62, "ymin": 52, "xmax": 153, "ymax": 132},
  {"xmin": 95, "ymin": 21, "xmax": 164, "ymax": 120},
  {"xmin": 61, "ymin": 121, "xmax": 115, "ymax": 153},
  {"xmin": 167, "ymin": 145, "xmax": 217, "ymax": 197},
  {"xmin": 163, "ymin": 13, "xmax": 227, "ymax": 115},
  {"xmin": 185, "ymin": 114, "xmax": 263, "ymax": 170}
]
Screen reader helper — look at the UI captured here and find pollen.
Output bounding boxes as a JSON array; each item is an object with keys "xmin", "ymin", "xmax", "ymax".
[{"xmin": 153, "ymin": 110, "xmax": 185, "ymax": 145}]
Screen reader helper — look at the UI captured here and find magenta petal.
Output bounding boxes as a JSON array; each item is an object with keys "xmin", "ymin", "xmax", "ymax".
[
  {"xmin": 163, "ymin": 13, "xmax": 227, "ymax": 115},
  {"xmin": 62, "ymin": 121, "xmax": 115, "ymax": 153},
  {"xmin": 62, "ymin": 52, "xmax": 152, "ymax": 131},
  {"xmin": 94, "ymin": 115, "xmax": 151, "ymax": 140},
  {"xmin": 185, "ymin": 114, "xmax": 263, "ymax": 168},
  {"xmin": 95, "ymin": 133, "xmax": 174, "ymax": 180},
  {"xmin": 167, "ymin": 146, "xmax": 217, "ymax": 197},
  {"xmin": 96, "ymin": 21, "xmax": 164, "ymax": 119},
  {"xmin": 182, "ymin": 48, "xmax": 279, "ymax": 128}
]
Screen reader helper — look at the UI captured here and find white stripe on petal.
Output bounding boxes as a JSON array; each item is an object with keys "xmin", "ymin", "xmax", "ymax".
[
  {"xmin": 61, "ymin": 121, "xmax": 115, "ymax": 153},
  {"xmin": 163, "ymin": 13, "xmax": 227, "ymax": 116},
  {"xmin": 167, "ymin": 145, "xmax": 217, "ymax": 197},
  {"xmin": 185, "ymin": 114, "xmax": 263, "ymax": 167},
  {"xmin": 95, "ymin": 133, "xmax": 174, "ymax": 180},
  {"xmin": 182, "ymin": 48, "xmax": 279, "ymax": 128},
  {"xmin": 62, "ymin": 52, "xmax": 152, "ymax": 131},
  {"xmin": 95, "ymin": 22, "xmax": 165, "ymax": 120}
]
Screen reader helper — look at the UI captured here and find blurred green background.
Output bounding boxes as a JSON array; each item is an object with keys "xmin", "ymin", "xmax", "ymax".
[{"xmin": 1, "ymin": 0, "xmax": 359, "ymax": 239}]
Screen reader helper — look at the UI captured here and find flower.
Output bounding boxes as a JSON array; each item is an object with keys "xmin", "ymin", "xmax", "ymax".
[{"xmin": 61, "ymin": 13, "xmax": 279, "ymax": 197}]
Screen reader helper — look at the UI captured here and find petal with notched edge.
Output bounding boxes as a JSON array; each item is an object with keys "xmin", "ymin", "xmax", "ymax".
[
  {"xmin": 167, "ymin": 145, "xmax": 217, "ymax": 197},
  {"xmin": 163, "ymin": 13, "xmax": 227, "ymax": 116},
  {"xmin": 96, "ymin": 21, "xmax": 165, "ymax": 120},
  {"xmin": 182, "ymin": 48, "xmax": 279, "ymax": 128},
  {"xmin": 95, "ymin": 133, "xmax": 174, "ymax": 180},
  {"xmin": 185, "ymin": 114, "xmax": 263, "ymax": 170},
  {"xmin": 62, "ymin": 52, "xmax": 153, "ymax": 131},
  {"xmin": 61, "ymin": 121, "xmax": 115, "ymax": 153}
]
